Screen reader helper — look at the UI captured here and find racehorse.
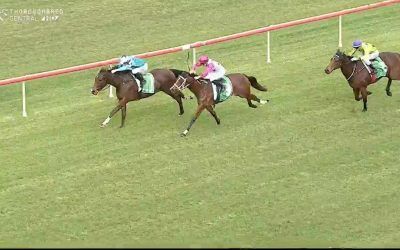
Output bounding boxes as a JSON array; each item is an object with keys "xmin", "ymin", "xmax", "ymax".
[
  {"xmin": 169, "ymin": 69, "xmax": 269, "ymax": 136},
  {"xmin": 91, "ymin": 67, "xmax": 187, "ymax": 128},
  {"xmin": 325, "ymin": 50, "xmax": 400, "ymax": 112}
]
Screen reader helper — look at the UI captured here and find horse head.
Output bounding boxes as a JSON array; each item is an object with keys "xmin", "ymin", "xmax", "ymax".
[
  {"xmin": 91, "ymin": 67, "xmax": 111, "ymax": 95},
  {"xmin": 170, "ymin": 71, "xmax": 197, "ymax": 93},
  {"xmin": 325, "ymin": 49, "xmax": 351, "ymax": 74}
]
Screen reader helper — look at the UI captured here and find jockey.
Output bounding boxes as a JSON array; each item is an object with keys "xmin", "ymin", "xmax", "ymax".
[
  {"xmin": 190, "ymin": 55, "xmax": 226, "ymax": 88},
  {"xmin": 346, "ymin": 40, "xmax": 379, "ymax": 69},
  {"xmin": 111, "ymin": 55, "xmax": 148, "ymax": 88}
]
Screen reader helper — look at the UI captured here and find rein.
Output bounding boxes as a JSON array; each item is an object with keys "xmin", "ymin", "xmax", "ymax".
[
  {"xmin": 170, "ymin": 75, "xmax": 188, "ymax": 91},
  {"xmin": 337, "ymin": 55, "xmax": 367, "ymax": 82},
  {"xmin": 346, "ymin": 63, "xmax": 357, "ymax": 81},
  {"xmin": 101, "ymin": 84, "xmax": 111, "ymax": 92},
  {"xmin": 186, "ymin": 51, "xmax": 191, "ymax": 71},
  {"xmin": 170, "ymin": 74, "xmax": 206, "ymax": 91},
  {"xmin": 346, "ymin": 62, "xmax": 368, "ymax": 82}
]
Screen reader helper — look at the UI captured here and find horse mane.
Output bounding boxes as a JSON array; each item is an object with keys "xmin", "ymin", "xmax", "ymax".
[
  {"xmin": 169, "ymin": 68, "xmax": 198, "ymax": 78},
  {"xmin": 170, "ymin": 69, "xmax": 188, "ymax": 78},
  {"xmin": 335, "ymin": 49, "xmax": 352, "ymax": 61},
  {"xmin": 99, "ymin": 67, "xmax": 111, "ymax": 73}
]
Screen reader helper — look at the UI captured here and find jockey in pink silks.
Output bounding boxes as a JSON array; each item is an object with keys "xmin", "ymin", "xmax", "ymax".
[{"xmin": 190, "ymin": 55, "xmax": 226, "ymax": 88}]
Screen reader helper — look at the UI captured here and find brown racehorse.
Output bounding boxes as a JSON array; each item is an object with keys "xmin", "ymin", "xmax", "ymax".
[
  {"xmin": 91, "ymin": 67, "xmax": 186, "ymax": 128},
  {"xmin": 325, "ymin": 50, "xmax": 400, "ymax": 112},
  {"xmin": 169, "ymin": 69, "xmax": 269, "ymax": 136}
]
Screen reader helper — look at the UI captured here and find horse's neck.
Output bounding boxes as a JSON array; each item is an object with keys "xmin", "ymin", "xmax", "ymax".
[
  {"xmin": 340, "ymin": 60, "xmax": 356, "ymax": 80},
  {"xmin": 187, "ymin": 80, "xmax": 205, "ymax": 98},
  {"xmin": 106, "ymin": 72, "xmax": 124, "ymax": 89}
]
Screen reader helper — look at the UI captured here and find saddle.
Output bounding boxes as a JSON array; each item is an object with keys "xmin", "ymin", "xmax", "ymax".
[
  {"xmin": 196, "ymin": 77, "xmax": 226, "ymax": 102},
  {"xmin": 369, "ymin": 57, "xmax": 388, "ymax": 83}
]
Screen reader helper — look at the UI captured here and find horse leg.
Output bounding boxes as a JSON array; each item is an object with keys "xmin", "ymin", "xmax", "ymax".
[
  {"xmin": 120, "ymin": 104, "xmax": 127, "ymax": 128},
  {"xmin": 164, "ymin": 90, "xmax": 185, "ymax": 116},
  {"xmin": 353, "ymin": 88, "xmax": 361, "ymax": 101},
  {"xmin": 360, "ymin": 87, "xmax": 368, "ymax": 112},
  {"xmin": 386, "ymin": 79, "xmax": 392, "ymax": 96},
  {"xmin": 181, "ymin": 104, "xmax": 205, "ymax": 137},
  {"xmin": 247, "ymin": 98, "xmax": 258, "ymax": 108},
  {"xmin": 206, "ymin": 105, "xmax": 220, "ymax": 125},
  {"xmin": 174, "ymin": 93, "xmax": 185, "ymax": 116},
  {"xmin": 249, "ymin": 93, "xmax": 269, "ymax": 105},
  {"xmin": 101, "ymin": 104, "xmax": 122, "ymax": 127}
]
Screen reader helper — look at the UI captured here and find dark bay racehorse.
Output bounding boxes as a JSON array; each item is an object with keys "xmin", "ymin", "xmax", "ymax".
[
  {"xmin": 325, "ymin": 50, "xmax": 400, "ymax": 111},
  {"xmin": 91, "ymin": 67, "xmax": 186, "ymax": 128},
  {"xmin": 169, "ymin": 69, "xmax": 269, "ymax": 136}
]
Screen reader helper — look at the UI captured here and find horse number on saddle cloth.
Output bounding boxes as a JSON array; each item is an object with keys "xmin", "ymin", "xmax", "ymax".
[
  {"xmin": 134, "ymin": 73, "xmax": 155, "ymax": 93},
  {"xmin": 212, "ymin": 76, "xmax": 233, "ymax": 103}
]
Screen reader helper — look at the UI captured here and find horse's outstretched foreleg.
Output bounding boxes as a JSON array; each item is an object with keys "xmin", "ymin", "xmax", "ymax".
[
  {"xmin": 386, "ymin": 79, "xmax": 392, "ymax": 96},
  {"xmin": 353, "ymin": 88, "xmax": 361, "ymax": 101},
  {"xmin": 360, "ymin": 87, "xmax": 368, "ymax": 112},
  {"xmin": 174, "ymin": 93, "xmax": 185, "ymax": 116},
  {"xmin": 120, "ymin": 105, "xmax": 127, "ymax": 128},
  {"xmin": 100, "ymin": 104, "xmax": 122, "ymax": 127},
  {"xmin": 206, "ymin": 105, "xmax": 220, "ymax": 125},
  {"xmin": 181, "ymin": 104, "xmax": 205, "ymax": 136},
  {"xmin": 164, "ymin": 90, "xmax": 185, "ymax": 116}
]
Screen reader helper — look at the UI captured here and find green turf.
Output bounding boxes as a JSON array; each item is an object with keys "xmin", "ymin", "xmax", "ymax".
[{"xmin": 1, "ymin": 0, "xmax": 400, "ymax": 247}]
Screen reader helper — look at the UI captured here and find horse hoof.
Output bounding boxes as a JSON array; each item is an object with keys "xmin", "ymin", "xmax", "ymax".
[
  {"xmin": 119, "ymin": 125, "xmax": 124, "ymax": 128},
  {"xmin": 178, "ymin": 113, "xmax": 184, "ymax": 116},
  {"xmin": 260, "ymin": 100, "xmax": 269, "ymax": 105},
  {"xmin": 181, "ymin": 130, "xmax": 189, "ymax": 137},
  {"xmin": 100, "ymin": 124, "xmax": 106, "ymax": 128},
  {"xmin": 387, "ymin": 91, "xmax": 392, "ymax": 97},
  {"xmin": 367, "ymin": 91, "xmax": 372, "ymax": 95},
  {"xmin": 362, "ymin": 109, "xmax": 368, "ymax": 112},
  {"xmin": 217, "ymin": 120, "xmax": 221, "ymax": 125}
]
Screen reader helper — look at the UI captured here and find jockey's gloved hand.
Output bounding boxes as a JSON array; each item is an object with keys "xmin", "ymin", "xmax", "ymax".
[
  {"xmin": 351, "ymin": 57, "xmax": 358, "ymax": 61},
  {"xmin": 194, "ymin": 76, "xmax": 201, "ymax": 80}
]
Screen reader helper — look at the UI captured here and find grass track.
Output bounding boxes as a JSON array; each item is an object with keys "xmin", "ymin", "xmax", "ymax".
[{"xmin": 1, "ymin": 0, "xmax": 400, "ymax": 247}]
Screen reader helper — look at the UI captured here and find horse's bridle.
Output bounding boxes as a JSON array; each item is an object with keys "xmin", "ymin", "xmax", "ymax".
[
  {"xmin": 335, "ymin": 54, "xmax": 367, "ymax": 82},
  {"xmin": 170, "ymin": 74, "xmax": 208, "ymax": 92},
  {"xmin": 346, "ymin": 63, "xmax": 357, "ymax": 81},
  {"xmin": 94, "ymin": 75, "xmax": 111, "ymax": 93},
  {"xmin": 170, "ymin": 75, "xmax": 188, "ymax": 91}
]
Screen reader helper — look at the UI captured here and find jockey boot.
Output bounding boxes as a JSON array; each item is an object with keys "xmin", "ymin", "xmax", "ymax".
[
  {"xmin": 369, "ymin": 64, "xmax": 377, "ymax": 75},
  {"xmin": 367, "ymin": 62, "xmax": 378, "ymax": 82},
  {"xmin": 213, "ymin": 78, "xmax": 225, "ymax": 90},
  {"xmin": 134, "ymin": 73, "xmax": 145, "ymax": 90},
  {"xmin": 213, "ymin": 79, "xmax": 225, "ymax": 102}
]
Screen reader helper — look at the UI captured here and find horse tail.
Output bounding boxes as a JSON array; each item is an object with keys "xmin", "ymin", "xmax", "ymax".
[{"xmin": 244, "ymin": 74, "xmax": 267, "ymax": 92}]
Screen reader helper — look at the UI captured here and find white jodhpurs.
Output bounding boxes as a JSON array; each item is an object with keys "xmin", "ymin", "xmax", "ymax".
[
  {"xmin": 131, "ymin": 63, "xmax": 148, "ymax": 74},
  {"xmin": 204, "ymin": 67, "xmax": 226, "ymax": 82},
  {"xmin": 362, "ymin": 52, "xmax": 379, "ymax": 65}
]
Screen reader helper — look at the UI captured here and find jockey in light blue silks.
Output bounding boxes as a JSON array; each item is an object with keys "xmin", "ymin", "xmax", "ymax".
[{"xmin": 111, "ymin": 55, "xmax": 148, "ymax": 90}]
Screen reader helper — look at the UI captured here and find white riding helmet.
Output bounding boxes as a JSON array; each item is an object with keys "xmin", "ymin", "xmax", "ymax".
[{"xmin": 120, "ymin": 55, "xmax": 132, "ymax": 65}]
